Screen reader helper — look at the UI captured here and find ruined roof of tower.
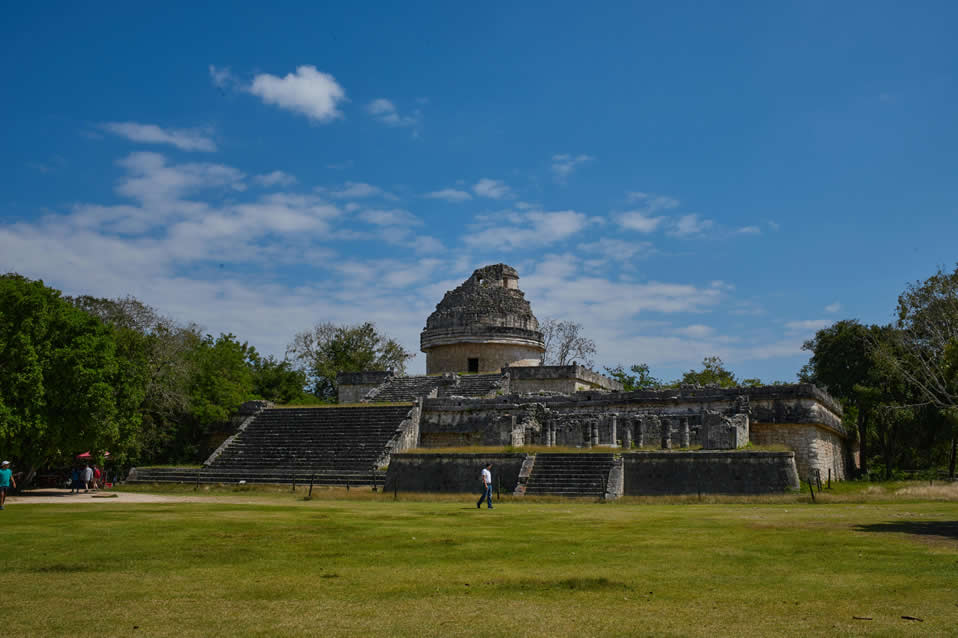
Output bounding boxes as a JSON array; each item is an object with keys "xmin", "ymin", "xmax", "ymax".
[{"xmin": 421, "ymin": 264, "xmax": 544, "ymax": 342}]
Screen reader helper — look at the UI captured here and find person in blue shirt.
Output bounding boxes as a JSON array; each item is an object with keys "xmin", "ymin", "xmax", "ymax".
[
  {"xmin": 70, "ymin": 466, "xmax": 81, "ymax": 494},
  {"xmin": 0, "ymin": 461, "xmax": 15, "ymax": 510}
]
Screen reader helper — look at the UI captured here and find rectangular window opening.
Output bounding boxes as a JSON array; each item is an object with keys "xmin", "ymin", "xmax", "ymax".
[{"xmin": 467, "ymin": 358, "xmax": 479, "ymax": 373}]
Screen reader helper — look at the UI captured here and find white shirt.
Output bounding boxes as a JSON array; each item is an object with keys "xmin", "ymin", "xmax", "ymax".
[
  {"xmin": 481, "ymin": 468, "xmax": 492, "ymax": 485},
  {"xmin": 83, "ymin": 467, "xmax": 93, "ymax": 481}
]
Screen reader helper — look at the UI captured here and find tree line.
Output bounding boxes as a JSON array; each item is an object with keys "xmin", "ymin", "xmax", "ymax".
[{"xmin": 0, "ymin": 273, "xmax": 412, "ymax": 483}]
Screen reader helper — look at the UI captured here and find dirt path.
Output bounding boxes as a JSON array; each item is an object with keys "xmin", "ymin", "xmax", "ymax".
[{"xmin": 7, "ymin": 488, "xmax": 272, "ymax": 505}]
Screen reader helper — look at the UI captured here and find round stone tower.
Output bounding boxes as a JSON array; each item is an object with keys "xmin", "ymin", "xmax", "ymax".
[{"xmin": 420, "ymin": 264, "xmax": 545, "ymax": 374}]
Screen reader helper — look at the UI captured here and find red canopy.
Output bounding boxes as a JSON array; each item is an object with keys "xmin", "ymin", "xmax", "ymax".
[{"xmin": 75, "ymin": 451, "xmax": 110, "ymax": 459}]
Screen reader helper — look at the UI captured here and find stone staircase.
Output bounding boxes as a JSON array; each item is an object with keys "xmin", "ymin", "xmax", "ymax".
[
  {"xmin": 437, "ymin": 373, "xmax": 503, "ymax": 398},
  {"xmin": 367, "ymin": 376, "xmax": 442, "ymax": 402},
  {"xmin": 523, "ymin": 453, "xmax": 617, "ymax": 498},
  {"xmin": 128, "ymin": 405, "xmax": 412, "ymax": 486}
]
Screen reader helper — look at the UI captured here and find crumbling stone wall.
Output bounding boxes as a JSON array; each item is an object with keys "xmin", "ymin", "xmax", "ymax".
[
  {"xmin": 506, "ymin": 364, "xmax": 623, "ymax": 393},
  {"xmin": 750, "ymin": 422, "xmax": 849, "ymax": 481},
  {"xmin": 622, "ymin": 451, "xmax": 800, "ymax": 495},
  {"xmin": 375, "ymin": 402, "xmax": 422, "ymax": 469},
  {"xmin": 383, "ymin": 453, "xmax": 527, "ymax": 493},
  {"xmin": 419, "ymin": 398, "xmax": 747, "ymax": 450},
  {"xmin": 382, "ymin": 451, "xmax": 799, "ymax": 495},
  {"xmin": 416, "ymin": 384, "xmax": 849, "ymax": 480}
]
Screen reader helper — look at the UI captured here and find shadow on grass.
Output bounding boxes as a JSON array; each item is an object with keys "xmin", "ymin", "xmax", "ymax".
[
  {"xmin": 854, "ymin": 520, "xmax": 958, "ymax": 541},
  {"xmin": 494, "ymin": 577, "xmax": 631, "ymax": 593}
]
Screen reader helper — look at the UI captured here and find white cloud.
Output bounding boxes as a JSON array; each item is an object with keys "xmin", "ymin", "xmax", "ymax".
[
  {"xmin": 366, "ymin": 98, "xmax": 421, "ymax": 128},
  {"xmin": 209, "ymin": 65, "xmax": 237, "ymax": 89},
  {"xmin": 731, "ymin": 300, "xmax": 765, "ymax": 316},
  {"xmin": 248, "ymin": 65, "xmax": 346, "ymax": 123},
  {"xmin": 785, "ymin": 319, "xmax": 832, "ymax": 334},
  {"xmin": 736, "ymin": 225, "xmax": 761, "ymax": 235},
  {"xmin": 111, "ymin": 152, "xmax": 245, "ymax": 208},
  {"xmin": 414, "ymin": 236, "xmax": 445, "ymax": 254},
  {"xmin": 579, "ymin": 238, "xmax": 653, "ymax": 261},
  {"xmin": 326, "ymin": 182, "xmax": 396, "ymax": 200},
  {"xmin": 358, "ymin": 208, "xmax": 422, "ymax": 226},
  {"xmin": 617, "ymin": 211, "xmax": 665, "ymax": 233},
  {"xmin": 626, "ymin": 192, "xmax": 679, "ymax": 210},
  {"xmin": 473, "ymin": 178, "xmax": 513, "ymax": 200},
  {"xmin": 669, "ymin": 214, "xmax": 714, "ymax": 238},
  {"xmin": 825, "ymin": 302, "xmax": 842, "ymax": 313},
  {"xmin": 254, "ymin": 171, "xmax": 297, "ymax": 187},
  {"xmin": 465, "ymin": 210, "xmax": 588, "ymax": 250},
  {"xmin": 521, "ymin": 254, "xmax": 725, "ymax": 324},
  {"xmin": 101, "ymin": 122, "xmax": 217, "ymax": 152},
  {"xmin": 674, "ymin": 324, "xmax": 714, "ymax": 339},
  {"xmin": 425, "ymin": 188, "xmax": 472, "ymax": 203},
  {"xmin": 551, "ymin": 153, "xmax": 594, "ymax": 181}
]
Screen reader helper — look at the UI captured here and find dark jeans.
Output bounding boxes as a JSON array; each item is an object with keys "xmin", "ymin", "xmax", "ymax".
[{"xmin": 477, "ymin": 484, "xmax": 492, "ymax": 508}]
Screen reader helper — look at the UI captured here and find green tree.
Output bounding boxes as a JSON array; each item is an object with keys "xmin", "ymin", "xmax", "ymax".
[
  {"xmin": 69, "ymin": 295, "xmax": 200, "ymax": 464},
  {"xmin": 604, "ymin": 363, "xmax": 661, "ymax": 391},
  {"xmin": 677, "ymin": 356, "xmax": 739, "ymax": 388},
  {"xmin": 287, "ymin": 322, "xmax": 414, "ymax": 400},
  {"xmin": 250, "ymin": 354, "xmax": 313, "ymax": 404},
  {"xmin": 876, "ymin": 264, "xmax": 958, "ymax": 477},
  {"xmin": 0, "ymin": 275, "xmax": 139, "ymax": 484},
  {"xmin": 188, "ymin": 333, "xmax": 256, "ymax": 426}
]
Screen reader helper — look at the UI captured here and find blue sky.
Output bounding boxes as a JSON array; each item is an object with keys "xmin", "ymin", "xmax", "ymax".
[{"xmin": 2, "ymin": 1, "xmax": 957, "ymax": 382}]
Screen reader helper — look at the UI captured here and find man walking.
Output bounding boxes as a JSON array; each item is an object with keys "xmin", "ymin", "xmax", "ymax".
[
  {"xmin": 82, "ymin": 463, "xmax": 93, "ymax": 493},
  {"xmin": 476, "ymin": 463, "xmax": 493, "ymax": 509},
  {"xmin": 0, "ymin": 461, "xmax": 15, "ymax": 510}
]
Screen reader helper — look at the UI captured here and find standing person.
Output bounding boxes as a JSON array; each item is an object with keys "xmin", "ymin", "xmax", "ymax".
[
  {"xmin": 92, "ymin": 465, "xmax": 101, "ymax": 491},
  {"xmin": 82, "ymin": 463, "xmax": 93, "ymax": 493},
  {"xmin": 476, "ymin": 463, "xmax": 493, "ymax": 509},
  {"xmin": 0, "ymin": 461, "xmax": 15, "ymax": 510},
  {"xmin": 70, "ymin": 466, "xmax": 80, "ymax": 494}
]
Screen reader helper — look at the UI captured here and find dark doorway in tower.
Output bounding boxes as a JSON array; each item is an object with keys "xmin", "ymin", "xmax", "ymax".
[{"xmin": 468, "ymin": 358, "xmax": 479, "ymax": 373}]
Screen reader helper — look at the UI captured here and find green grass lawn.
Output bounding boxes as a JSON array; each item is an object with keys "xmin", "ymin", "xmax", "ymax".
[{"xmin": 4, "ymin": 492, "xmax": 957, "ymax": 637}]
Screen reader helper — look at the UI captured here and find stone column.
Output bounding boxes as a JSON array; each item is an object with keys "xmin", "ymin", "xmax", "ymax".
[
  {"xmin": 591, "ymin": 420, "xmax": 599, "ymax": 447},
  {"xmin": 583, "ymin": 420, "xmax": 592, "ymax": 448},
  {"xmin": 510, "ymin": 415, "xmax": 524, "ymax": 446},
  {"xmin": 635, "ymin": 417, "xmax": 645, "ymax": 448},
  {"xmin": 700, "ymin": 410, "xmax": 710, "ymax": 449},
  {"xmin": 551, "ymin": 423, "xmax": 557, "ymax": 447},
  {"xmin": 680, "ymin": 417, "xmax": 690, "ymax": 448},
  {"xmin": 623, "ymin": 419, "xmax": 633, "ymax": 450},
  {"xmin": 661, "ymin": 417, "xmax": 672, "ymax": 450},
  {"xmin": 610, "ymin": 414, "xmax": 618, "ymax": 448}
]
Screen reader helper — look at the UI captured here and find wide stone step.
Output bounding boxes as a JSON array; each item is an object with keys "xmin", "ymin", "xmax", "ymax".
[{"xmin": 197, "ymin": 404, "xmax": 410, "ymax": 482}]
